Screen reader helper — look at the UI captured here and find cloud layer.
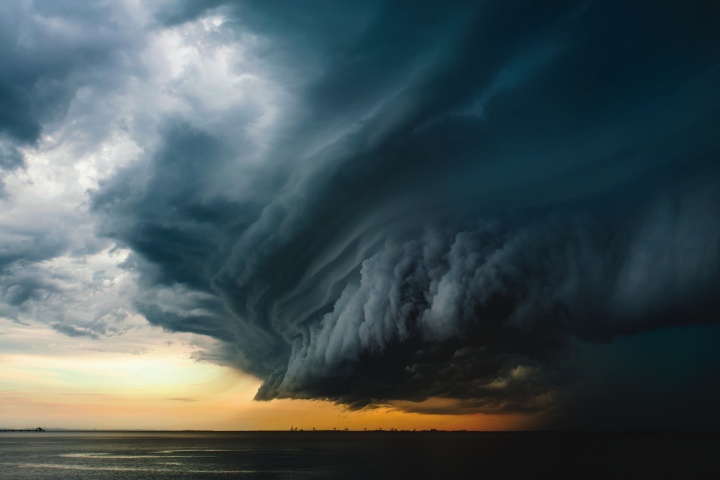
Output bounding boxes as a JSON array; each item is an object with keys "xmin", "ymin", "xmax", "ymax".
[
  {"xmin": 91, "ymin": 1, "xmax": 720, "ymax": 416},
  {"xmin": 2, "ymin": 1, "xmax": 719, "ymax": 427}
]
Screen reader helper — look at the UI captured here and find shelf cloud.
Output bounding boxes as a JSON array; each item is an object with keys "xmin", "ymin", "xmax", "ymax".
[
  {"xmin": 91, "ymin": 1, "xmax": 720, "ymax": 417},
  {"xmin": 2, "ymin": 0, "xmax": 719, "ymax": 428}
]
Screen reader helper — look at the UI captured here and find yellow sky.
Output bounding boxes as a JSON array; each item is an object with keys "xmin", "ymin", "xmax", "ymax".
[{"xmin": 0, "ymin": 320, "xmax": 536, "ymax": 431}]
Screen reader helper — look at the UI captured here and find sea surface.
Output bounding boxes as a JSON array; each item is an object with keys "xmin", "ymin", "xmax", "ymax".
[{"xmin": 0, "ymin": 430, "xmax": 717, "ymax": 479}]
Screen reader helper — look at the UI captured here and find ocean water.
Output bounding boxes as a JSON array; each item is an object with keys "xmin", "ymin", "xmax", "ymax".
[{"xmin": 0, "ymin": 431, "xmax": 717, "ymax": 479}]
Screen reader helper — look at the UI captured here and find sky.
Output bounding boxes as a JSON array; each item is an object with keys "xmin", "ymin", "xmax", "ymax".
[{"xmin": 1, "ymin": 0, "xmax": 719, "ymax": 432}]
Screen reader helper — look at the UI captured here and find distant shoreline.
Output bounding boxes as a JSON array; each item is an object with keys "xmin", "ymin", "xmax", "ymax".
[
  {"xmin": 2, "ymin": 429, "xmax": 717, "ymax": 434},
  {"xmin": 0, "ymin": 428, "xmax": 45, "ymax": 432}
]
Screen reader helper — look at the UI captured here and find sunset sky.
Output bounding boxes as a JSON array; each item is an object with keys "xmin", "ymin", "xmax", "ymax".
[{"xmin": 1, "ymin": 1, "xmax": 719, "ymax": 432}]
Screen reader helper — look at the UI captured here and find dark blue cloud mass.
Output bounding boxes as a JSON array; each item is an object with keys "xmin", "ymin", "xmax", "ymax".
[
  {"xmin": 0, "ymin": 1, "xmax": 136, "ymax": 195},
  {"xmin": 90, "ymin": 1, "xmax": 720, "ymax": 427}
]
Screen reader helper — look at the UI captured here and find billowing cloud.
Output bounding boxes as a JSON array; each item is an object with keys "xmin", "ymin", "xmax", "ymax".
[
  {"xmin": 0, "ymin": 4, "xmax": 150, "ymax": 357},
  {"xmin": 0, "ymin": 0, "xmax": 718, "ymax": 429},
  {"xmin": 89, "ymin": 0, "xmax": 720, "ymax": 422},
  {"xmin": 0, "ymin": 0, "xmax": 139, "ymax": 193}
]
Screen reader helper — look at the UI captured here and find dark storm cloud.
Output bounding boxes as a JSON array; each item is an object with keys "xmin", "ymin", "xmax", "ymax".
[
  {"xmin": 51, "ymin": 322, "xmax": 100, "ymax": 340},
  {"xmin": 0, "ymin": 142, "xmax": 23, "ymax": 170},
  {"xmin": 542, "ymin": 322, "xmax": 720, "ymax": 431},
  {"xmin": 0, "ymin": 265, "xmax": 62, "ymax": 308},
  {"xmin": 154, "ymin": 0, "xmax": 228, "ymax": 26},
  {"xmin": 0, "ymin": 0, "xmax": 122, "ymax": 142},
  {"xmin": 0, "ymin": 1, "xmax": 156, "ymax": 345},
  {"xmin": 93, "ymin": 0, "xmax": 720, "ymax": 421},
  {"xmin": 0, "ymin": 0, "xmax": 137, "ymax": 193}
]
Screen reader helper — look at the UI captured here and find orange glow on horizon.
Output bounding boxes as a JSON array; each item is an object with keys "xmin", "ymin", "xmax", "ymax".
[
  {"xmin": 226, "ymin": 398, "xmax": 538, "ymax": 432},
  {"xmin": 0, "ymin": 326, "xmax": 541, "ymax": 432}
]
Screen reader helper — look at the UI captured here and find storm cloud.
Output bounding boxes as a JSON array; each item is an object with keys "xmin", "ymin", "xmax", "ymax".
[
  {"xmin": 0, "ymin": 0, "xmax": 141, "ymax": 319},
  {"xmin": 85, "ymin": 0, "xmax": 720, "ymax": 423},
  {"xmin": 0, "ymin": 0, "xmax": 712, "ymax": 429},
  {"xmin": 0, "ymin": 0, "xmax": 137, "ymax": 194}
]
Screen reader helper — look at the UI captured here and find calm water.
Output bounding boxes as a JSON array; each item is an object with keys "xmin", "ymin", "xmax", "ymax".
[{"xmin": 0, "ymin": 431, "xmax": 717, "ymax": 479}]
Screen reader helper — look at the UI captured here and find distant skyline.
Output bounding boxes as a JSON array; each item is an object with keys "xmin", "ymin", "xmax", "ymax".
[{"xmin": 1, "ymin": 1, "xmax": 719, "ymax": 432}]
